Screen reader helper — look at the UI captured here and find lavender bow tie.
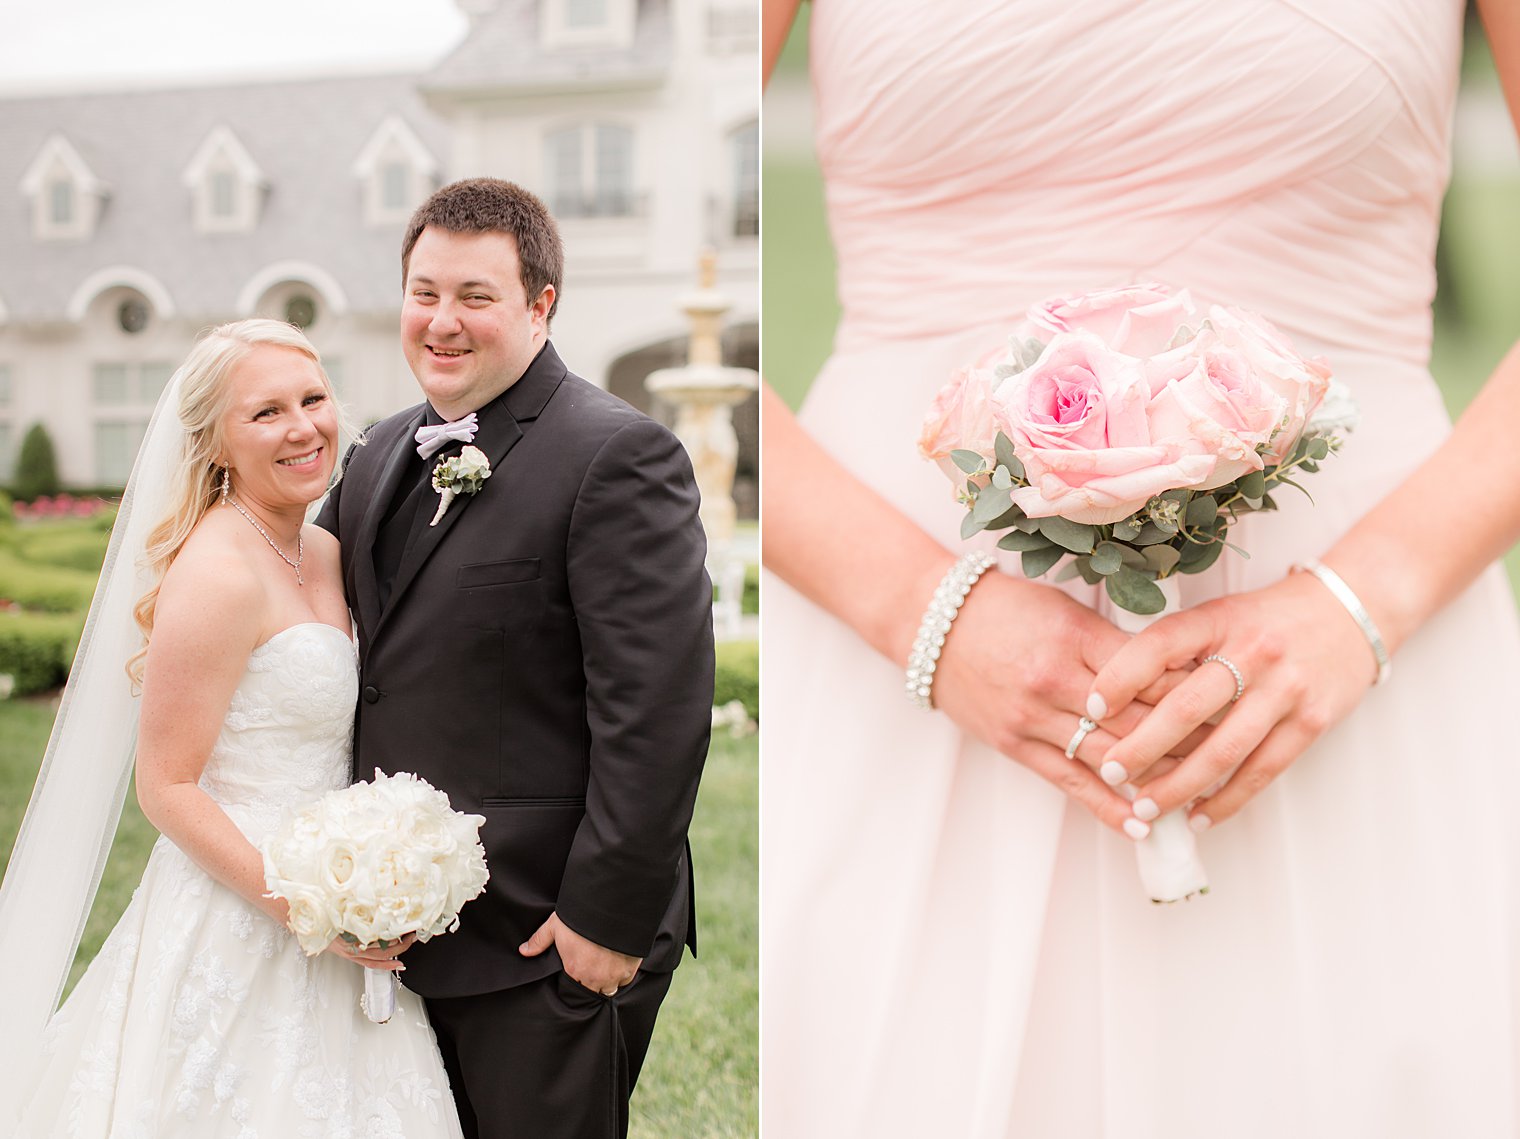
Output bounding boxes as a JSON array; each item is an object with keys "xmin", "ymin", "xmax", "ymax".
[{"xmin": 414, "ymin": 413, "xmax": 478, "ymax": 460}]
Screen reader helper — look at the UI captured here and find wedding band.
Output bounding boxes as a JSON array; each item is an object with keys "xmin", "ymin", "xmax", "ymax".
[
  {"xmin": 1064, "ymin": 716, "xmax": 1098, "ymax": 759},
  {"xmin": 1201, "ymin": 654, "xmax": 1245, "ymax": 703}
]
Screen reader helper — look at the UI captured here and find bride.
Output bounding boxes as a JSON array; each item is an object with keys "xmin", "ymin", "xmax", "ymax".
[{"xmin": 0, "ymin": 320, "xmax": 463, "ymax": 1135}]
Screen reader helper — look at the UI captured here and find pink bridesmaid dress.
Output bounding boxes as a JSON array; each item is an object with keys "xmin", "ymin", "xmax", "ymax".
[{"xmin": 761, "ymin": 2, "xmax": 1520, "ymax": 1136}]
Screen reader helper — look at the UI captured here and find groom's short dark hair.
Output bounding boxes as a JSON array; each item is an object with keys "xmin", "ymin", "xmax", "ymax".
[{"xmin": 401, "ymin": 178, "xmax": 565, "ymax": 319}]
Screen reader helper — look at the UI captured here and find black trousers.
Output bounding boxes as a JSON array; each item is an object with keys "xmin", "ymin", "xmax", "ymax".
[{"xmin": 423, "ymin": 968, "xmax": 675, "ymax": 1139}]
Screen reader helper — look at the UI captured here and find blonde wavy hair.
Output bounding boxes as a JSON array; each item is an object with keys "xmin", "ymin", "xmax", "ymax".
[{"xmin": 127, "ymin": 319, "xmax": 349, "ymax": 686}]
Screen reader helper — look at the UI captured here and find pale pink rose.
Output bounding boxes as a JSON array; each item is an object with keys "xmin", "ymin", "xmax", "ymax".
[
  {"xmin": 1025, "ymin": 283, "xmax": 1200, "ymax": 358},
  {"xmin": 918, "ymin": 362, "xmax": 1000, "ymax": 485},
  {"xmin": 993, "ymin": 333, "xmax": 1217, "ymax": 524},
  {"xmin": 1205, "ymin": 305, "xmax": 1331, "ymax": 463},
  {"xmin": 1145, "ymin": 332, "xmax": 1287, "ymax": 488}
]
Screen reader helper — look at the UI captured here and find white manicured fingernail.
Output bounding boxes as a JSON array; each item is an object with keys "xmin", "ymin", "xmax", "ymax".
[
  {"xmin": 1133, "ymin": 797, "xmax": 1160, "ymax": 822},
  {"xmin": 1189, "ymin": 813, "xmax": 1213, "ymax": 833},
  {"xmin": 1100, "ymin": 761, "xmax": 1128, "ymax": 786},
  {"xmin": 1123, "ymin": 818, "xmax": 1150, "ymax": 841},
  {"xmin": 1086, "ymin": 692, "xmax": 1108, "ymax": 721}
]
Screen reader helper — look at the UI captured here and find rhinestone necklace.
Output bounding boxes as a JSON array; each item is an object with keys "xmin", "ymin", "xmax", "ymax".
[{"xmin": 225, "ymin": 498, "xmax": 304, "ymax": 585}]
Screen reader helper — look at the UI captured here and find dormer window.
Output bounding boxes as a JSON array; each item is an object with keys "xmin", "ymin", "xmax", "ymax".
[
  {"xmin": 540, "ymin": 0, "xmax": 634, "ymax": 48},
  {"xmin": 183, "ymin": 126, "xmax": 266, "ymax": 234},
  {"xmin": 353, "ymin": 116, "xmax": 439, "ymax": 227},
  {"xmin": 20, "ymin": 135, "xmax": 108, "ymax": 242}
]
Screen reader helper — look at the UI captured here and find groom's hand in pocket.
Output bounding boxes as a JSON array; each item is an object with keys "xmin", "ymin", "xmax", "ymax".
[{"xmin": 520, "ymin": 911, "xmax": 641, "ymax": 996}]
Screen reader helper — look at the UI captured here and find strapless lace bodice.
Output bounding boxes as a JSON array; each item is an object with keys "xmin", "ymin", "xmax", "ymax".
[{"xmin": 198, "ymin": 622, "xmax": 357, "ymax": 841}]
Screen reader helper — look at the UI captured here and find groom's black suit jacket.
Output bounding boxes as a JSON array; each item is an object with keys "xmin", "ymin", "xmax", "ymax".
[{"xmin": 317, "ymin": 342, "xmax": 714, "ymax": 998}]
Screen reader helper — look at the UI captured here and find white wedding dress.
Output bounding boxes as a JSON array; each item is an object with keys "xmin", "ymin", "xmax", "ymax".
[{"xmin": 12, "ymin": 622, "xmax": 464, "ymax": 1138}]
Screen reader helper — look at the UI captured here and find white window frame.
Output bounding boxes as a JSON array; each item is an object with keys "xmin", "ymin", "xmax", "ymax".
[
  {"xmin": 544, "ymin": 123, "xmax": 638, "ymax": 219},
  {"xmin": 730, "ymin": 120, "xmax": 759, "ymax": 239},
  {"xmin": 540, "ymin": 0, "xmax": 634, "ymax": 48},
  {"xmin": 352, "ymin": 116, "xmax": 439, "ymax": 227},
  {"xmin": 91, "ymin": 360, "xmax": 173, "ymax": 485}
]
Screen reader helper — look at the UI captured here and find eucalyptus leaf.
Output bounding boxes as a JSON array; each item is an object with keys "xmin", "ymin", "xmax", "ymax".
[
  {"xmin": 1105, "ymin": 568, "xmax": 1167, "ymax": 615},
  {"xmin": 1022, "ymin": 544, "xmax": 1066, "ymax": 580},
  {"xmin": 992, "ymin": 465, "xmax": 1013, "ymax": 489},
  {"xmin": 1012, "ymin": 514, "xmax": 1042, "ymax": 533},
  {"xmin": 1053, "ymin": 559, "xmax": 1084, "ymax": 582},
  {"xmin": 1307, "ymin": 437, "xmax": 1330, "ymax": 460},
  {"xmin": 1143, "ymin": 545, "xmax": 1182, "ymax": 576},
  {"xmin": 1118, "ymin": 545, "xmax": 1149, "ymax": 570},
  {"xmin": 986, "ymin": 503, "xmax": 1026, "ymax": 531},
  {"xmin": 1134, "ymin": 523, "xmax": 1174, "ymax": 545},
  {"xmin": 1185, "ymin": 495, "xmax": 1219, "ymax": 529},
  {"xmin": 1300, "ymin": 460, "xmax": 1319, "ymax": 473},
  {"xmin": 1177, "ymin": 538, "xmax": 1225, "ymax": 573},
  {"xmin": 951, "ymin": 449, "xmax": 986, "ymax": 475},
  {"xmin": 994, "ymin": 433, "xmax": 1024, "ymax": 479},
  {"xmin": 1090, "ymin": 542, "xmax": 1124, "ymax": 576},
  {"xmin": 960, "ymin": 511, "xmax": 984, "ymax": 541},
  {"xmin": 971, "ymin": 487, "xmax": 1013, "ymax": 526},
  {"xmin": 1076, "ymin": 560, "xmax": 1102, "ymax": 586},
  {"xmin": 997, "ymin": 530, "xmax": 1052, "ymax": 552},
  {"xmin": 1111, "ymin": 517, "xmax": 1144, "ymax": 541},
  {"xmin": 1238, "ymin": 470, "xmax": 1266, "ymax": 500},
  {"xmin": 1038, "ymin": 515, "xmax": 1097, "ymax": 553},
  {"xmin": 1159, "ymin": 488, "xmax": 1192, "ymax": 507}
]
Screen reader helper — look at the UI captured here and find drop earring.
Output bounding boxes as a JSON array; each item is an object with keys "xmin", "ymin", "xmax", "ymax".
[{"xmin": 220, "ymin": 466, "xmax": 231, "ymax": 504}]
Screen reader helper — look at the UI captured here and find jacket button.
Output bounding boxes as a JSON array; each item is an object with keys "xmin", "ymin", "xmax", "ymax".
[{"xmin": 362, "ymin": 685, "xmax": 380, "ymax": 704}]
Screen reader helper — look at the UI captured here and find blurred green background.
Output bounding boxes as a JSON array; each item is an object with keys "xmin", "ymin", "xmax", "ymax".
[{"xmin": 763, "ymin": 7, "xmax": 1520, "ymax": 588}]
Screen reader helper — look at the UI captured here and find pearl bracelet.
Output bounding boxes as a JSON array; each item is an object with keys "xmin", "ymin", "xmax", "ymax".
[
  {"xmin": 905, "ymin": 551, "xmax": 998, "ymax": 710},
  {"xmin": 1293, "ymin": 559, "xmax": 1392, "ymax": 686}
]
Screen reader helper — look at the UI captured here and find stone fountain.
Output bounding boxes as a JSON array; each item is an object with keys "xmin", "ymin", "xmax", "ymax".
[{"xmin": 645, "ymin": 250, "xmax": 757, "ymax": 638}]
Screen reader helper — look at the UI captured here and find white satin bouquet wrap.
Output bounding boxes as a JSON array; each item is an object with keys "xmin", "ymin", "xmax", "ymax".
[{"xmin": 261, "ymin": 769, "xmax": 489, "ymax": 1022}]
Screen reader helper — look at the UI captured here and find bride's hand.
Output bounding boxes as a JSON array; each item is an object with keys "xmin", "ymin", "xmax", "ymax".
[
  {"xmin": 1086, "ymin": 570, "xmax": 1377, "ymax": 830},
  {"xmin": 324, "ymin": 932, "xmax": 416, "ymax": 971},
  {"xmin": 931, "ymin": 570, "xmax": 1201, "ymax": 836}
]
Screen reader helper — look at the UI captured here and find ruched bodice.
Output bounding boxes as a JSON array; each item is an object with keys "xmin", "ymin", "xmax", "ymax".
[
  {"xmin": 199, "ymin": 622, "xmax": 357, "ymax": 839},
  {"xmin": 811, "ymin": 0, "xmax": 1464, "ymax": 368}
]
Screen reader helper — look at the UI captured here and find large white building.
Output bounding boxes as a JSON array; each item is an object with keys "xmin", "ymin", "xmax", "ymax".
[{"xmin": 0, "ymin": 0, "xmax": 758, "ymax": 510}]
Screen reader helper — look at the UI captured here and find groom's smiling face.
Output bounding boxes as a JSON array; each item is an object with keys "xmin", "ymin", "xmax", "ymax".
[{"xmin": 402, "ymin": 226, "xmax": 555, "ymax": 420}]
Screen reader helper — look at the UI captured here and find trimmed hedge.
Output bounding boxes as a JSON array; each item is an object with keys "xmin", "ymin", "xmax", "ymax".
[
  {"xmin": 0, "ymin": 611, "xmax": 84, "ymax": 695},
  {"xmin": 0, "ymin": 549, "xmax": 99, "ymax": 612},
  {"xmin": 714, "ymin": 639, "xmax": 758, "ymax": 721},
  {"xmin": 743, "ymin": 563, "xmax": 759, "ymax": 615},
  {"xmin": 14, "ymin": 526, "xmax": 112, "ymax": 573},
  {"xmin": 15, "ymin": 424, "xmax": 61, "ymax": 501}
]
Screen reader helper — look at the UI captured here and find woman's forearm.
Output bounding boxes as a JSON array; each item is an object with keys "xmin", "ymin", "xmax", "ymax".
[
  {"xmin": 137, "ymin": 781, "xmax": 288, "ymax": 925},
  {"xmin": 1322, "ymin": 341, "xmax": 1520, "ymax": 654},
  {"xmin": 761, "ymin": 383, "xmax": 957, "ymax": 665}
]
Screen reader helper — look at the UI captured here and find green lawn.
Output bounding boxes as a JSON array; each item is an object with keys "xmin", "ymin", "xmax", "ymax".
[{"xmin": 0, "ymin": 700, "xmax": 758, "ymax": 1137}]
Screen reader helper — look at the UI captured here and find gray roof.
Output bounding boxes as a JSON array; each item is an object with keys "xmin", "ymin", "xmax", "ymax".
[
  {"xmin": 0, "ymin": 73, "xmax": 450, "ymax": 323},
  {"xmin": 423, "ymin": 0, "xmax": 671, "ymax": 96}
]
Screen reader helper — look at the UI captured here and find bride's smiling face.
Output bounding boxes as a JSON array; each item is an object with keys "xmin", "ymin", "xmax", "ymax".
[{"xmin": 217, "ymin": 345, "xmax": 339, "ymax": 511}]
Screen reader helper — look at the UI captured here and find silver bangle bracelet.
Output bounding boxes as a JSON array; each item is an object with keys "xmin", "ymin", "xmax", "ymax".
[
  {"xmin": 905, "ymin": 551, "xmax": 998, "ymax": 710},
  {"xmin": 1293, "ymin": 559, "xmax": 1392, "ymax": 685}
]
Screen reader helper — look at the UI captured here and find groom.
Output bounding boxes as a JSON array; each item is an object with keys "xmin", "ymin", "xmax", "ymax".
[{"xmin": 318, "ymin": 178, "xmax": 714, "ymax": 1138}]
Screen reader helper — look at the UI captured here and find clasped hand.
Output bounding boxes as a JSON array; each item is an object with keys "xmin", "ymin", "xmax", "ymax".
[
  {"xmin": 936, "ymin": 571, "xmax": 1376, "ymax": 836},
  {"xmin": 1085, "ymin": 572, "xmax": 1377, "ymax": 831}
]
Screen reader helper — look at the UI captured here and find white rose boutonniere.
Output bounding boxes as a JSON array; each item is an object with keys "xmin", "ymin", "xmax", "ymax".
[{"xmin": 430, "ymin": 444, "xmax": 492, "ymax": 526}]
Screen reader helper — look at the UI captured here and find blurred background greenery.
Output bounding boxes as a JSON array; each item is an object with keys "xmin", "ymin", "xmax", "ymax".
[{"xmin": 763, "ymin": 6, "xmax": 1520, "ymax": 590}]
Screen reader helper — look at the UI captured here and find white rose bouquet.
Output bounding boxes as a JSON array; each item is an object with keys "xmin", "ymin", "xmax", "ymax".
[
  {"xmin": 262, "ymin": 769, "xmax": 490, "ymax": 1022},
  {"xmin": 921, "ymin": 283, "xmax": 1355, "ymax": 902}
]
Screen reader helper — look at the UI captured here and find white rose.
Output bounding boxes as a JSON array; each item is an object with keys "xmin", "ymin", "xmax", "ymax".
[
  {"xmin": 455, "ymin": 446, "xmax": 491, "ymax": 479},
  {"xmin": 283, "ymin": 888, "xmax": 336, "ymax": 955}
]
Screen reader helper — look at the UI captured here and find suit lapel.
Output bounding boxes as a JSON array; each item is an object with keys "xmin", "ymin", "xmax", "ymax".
[
  {"xmin": 373, "ymin": 342, "xmax": 568, "ymax": 638},
  {"xmin": 354, "ymin": 407, "xmax": 426, "ymax": 637}
]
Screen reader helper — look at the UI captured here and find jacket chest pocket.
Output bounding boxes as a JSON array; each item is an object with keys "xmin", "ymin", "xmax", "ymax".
[{"xmin": 454, "ymin": 557, "xmax": 543, "ymax": 631}]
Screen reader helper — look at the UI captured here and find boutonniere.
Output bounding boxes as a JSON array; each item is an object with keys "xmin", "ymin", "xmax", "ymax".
[{"xmin": 430, "ymin": 445, "xmax": 492, "ymax": 526}]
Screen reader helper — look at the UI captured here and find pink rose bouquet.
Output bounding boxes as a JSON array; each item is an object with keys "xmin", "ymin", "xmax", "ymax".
[
  {"xmin": 921, "ymin": 283, "xmax": 1346, "ymax": 616},
  {"xmin": 921, "ymin": 284, "xmax": 1352, "ymax": 904}
]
